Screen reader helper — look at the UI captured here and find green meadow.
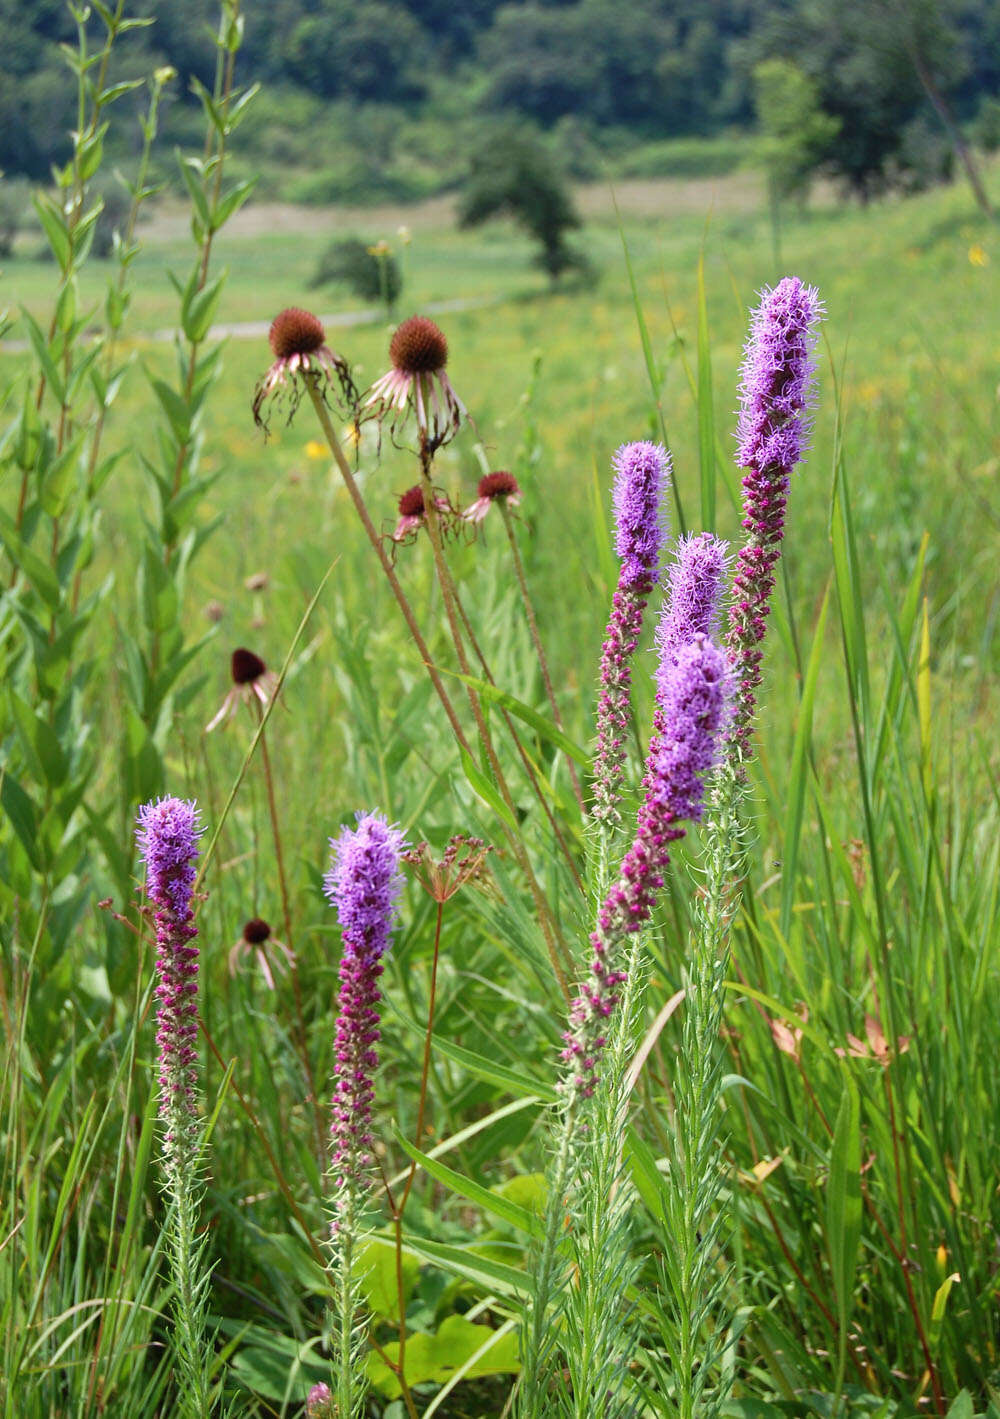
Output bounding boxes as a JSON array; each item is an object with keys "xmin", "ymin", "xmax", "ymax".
[{"xmin": 3, "ymin": 144, "xmax": 1000, "ymax": 1417}]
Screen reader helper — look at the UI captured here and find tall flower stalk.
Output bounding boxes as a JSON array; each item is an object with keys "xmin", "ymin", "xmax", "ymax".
[
  {"xmin": 560, "ymin": 541, "xmax": 730, "ymax": 1419},
  {"xmin": 520, "ymin": 610, "xmax": 730, "ymax": 1419},
  {"xmin": 135, "ymin": 795, "xmax": 215, "ymax": 1419},
  {"xmin": 591, "ymin": 442, "xmax": 670, "ymax": 842},
  {"xmin": 323, "ymin": 812, "xmax": 406, "ymax": 1419},
  {"xmin": 662, "ymin": 278, "xmax": 822, "ymax": 1419}
]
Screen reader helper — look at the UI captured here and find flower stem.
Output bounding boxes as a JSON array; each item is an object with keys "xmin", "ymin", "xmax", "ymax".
[
  {"xmin": 499, "ymin": 501, "xmax": 585, "ymax": 815},
  {"xmin": 254, "ymin": 702, "xmax": 325, "ymax": 1158},
  {"xmin": 305, "ymin": 380, "xmax": 469, "ymax": 750},
  {"xmin": 416, "ymin": 450, "xmax": 573, "ymax": 995}
]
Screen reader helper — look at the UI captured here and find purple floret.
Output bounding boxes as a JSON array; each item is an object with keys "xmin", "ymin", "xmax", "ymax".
[
  {"xmin": 592, "ymin": 443, "xmax": 671, "ymax": 828},
  {"xmin": 612, "ymin": 441, "xmax": 669, "ymax": 592},
  {"xmin": 727, "ymin": 277, "xmax": 822, "ymax": 764},
  {"xmin": 566, "ymin": 633, "xmax": 730, "ymax": 1098},
  {"xmin": 324, "ymin": 812, "xmax": 405, "ymax": 1192},
  {"xmin": 656, "ymin": 533, "xmax": 729, "ymax": 671},
  {"xmin": 135, "ymin": 796, "xmax": 203, "ymax": 1168}
]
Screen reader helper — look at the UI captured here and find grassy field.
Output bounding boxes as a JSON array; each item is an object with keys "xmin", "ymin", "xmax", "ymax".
[{"xmin": 3, "ymin": 150, "xmax": 1000, "ymax": 1418}]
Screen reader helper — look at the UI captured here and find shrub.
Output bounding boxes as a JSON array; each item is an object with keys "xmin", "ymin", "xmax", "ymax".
[{"xmin": 311, "ymin": 237, "xmax": 403, "ymax": 309}]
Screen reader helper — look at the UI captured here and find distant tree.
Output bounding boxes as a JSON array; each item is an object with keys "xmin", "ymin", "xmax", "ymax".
[
  {"xmin": 975, "ymin": 95, "xmax": 1000, "ymax": 152},
  {"xmin": 753, "ymin": 58, "xmax": 841, "ymax": 203},
  {"xmin": 458, "ymin": 128, "xmax": 584, "ymax": 282},
  {"xmin": 283, "ymin": 1, "xmax": 429, "ymax": 103},
  {"xmin": 311, "ymin": 237, "xmax": 403, "ymax": 315},
  {"xmin": 746, "ymin": 0, "xmax": 958, "ymax": 199}
]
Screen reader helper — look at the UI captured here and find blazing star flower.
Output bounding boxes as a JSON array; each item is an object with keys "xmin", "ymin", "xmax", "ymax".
[
  {"xmin": 324, "ymin": 812, "xmax": 406, "ymax": 1194},
  {"xmin": 390, "ymin": 484, "xmax": 456, "ymax": 546},
  {"xmin": 306, "ymin": 1383, "xmax": 334, "ymax": 1418},
  {"xmin": 228, "ymin": 917, "xmax": 294, "ymax": 991},
  {"xmin": 364, "ymin": 315, "xmax": 466, "ymax": 451},
  {"xmin": 591, "ymin": 442, "xmax": 670, "ymax": 829},
  {"xmin": 727, "ymin": 277, "xmax": 822, "ymax": 765},
  {"xmin": 564, "ymin": 634, "xmax": 730, "ymax": 1098},
  {"xmin": 464, "ymin": 470, "xmax": 522, "ymax": 523},
  {"xmin": 135, "ymin": 796, "xmax": 204, "ymax": 1176},
  {"xmin": 253, "ymin": 306, "xmax": 356, "ymax": 432},
  {"xmin": 205, "ymin": 648, "xmax": 279, "ymax": 732}
]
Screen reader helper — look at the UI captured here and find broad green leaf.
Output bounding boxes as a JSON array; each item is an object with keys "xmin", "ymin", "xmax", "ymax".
[
  {"xmin": 368, "ymin": 1314, "xmax": 519, "ymax": 1399},
  {"xmin": 355, "ymin": 1237, "xmax": 420, "ymax": 1322}
]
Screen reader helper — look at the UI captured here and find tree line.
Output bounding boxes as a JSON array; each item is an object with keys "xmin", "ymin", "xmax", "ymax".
[{"xmin": 2, "ymin": 0, "xmax": 998, "ymax": 199}]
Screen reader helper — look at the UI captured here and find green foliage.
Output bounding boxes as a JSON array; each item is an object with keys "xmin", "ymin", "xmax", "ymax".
[
  {"xmin": 459, "ymin": 127, "xmax": 585, "ymax": 282},
  {"xmin": 311, "ymin": 237, "xmax": 403, "ymax": 311},
  {"xmin": 283, "ymin": 0, "xmax": 430, "ymax": 103},
  {"xmin": 753, "ymin": 58, "xmax": 841, "ymax": 203},
  {"xmin": 974, "ymin": 95, "xmax": 1000, "ymax": 151}
]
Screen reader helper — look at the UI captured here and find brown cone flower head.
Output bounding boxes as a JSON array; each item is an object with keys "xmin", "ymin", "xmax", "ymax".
[
  {"xmin": 229, "ymin": 916, "xmax": 294, "ymax": 989},
  {"xmin": 231, "ymin": 647, "xmax": 267, "ymax": 685},
  {"xmin": 391, "ymin": 483, "xmax": 456, "ymax": 545},
  {"xmin": 364, "ymin": 314, "xmax": 466, "ymax": 452},
  {"xmin": 253, "ymin": 305, "xmax": 356, "ymax": 433},
  {"xmin": 465, "ymin": 469, "xmax": 523, "ymax": 523},
  {"xmin": 390, "ymin": 316, "xmax": 448, "ymax": 375},
  {"xmin": 206, "ymin": 648, "xmax": 280, "ymax": 732}
]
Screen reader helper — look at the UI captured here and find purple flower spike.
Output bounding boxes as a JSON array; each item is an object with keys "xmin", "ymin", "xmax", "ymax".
[
  {"xmin": 592, "ymin": 442, "xmax": 671, "ymax": 828},
  {"xmin": 656, "ymin": 533, "xmax": 730, "ymax": 671},
  {"xmin": 135, "ymin": 796, "xmax": 203, "ymax": 1173},
  {"xmin": 324, "ymin": 812, "xmax": 405, "ymax": 1194},
  {"xmin": 612, "ymin": 441, "xmax": 669, "ymax": 592},
  {"xmin": 566, "ymin": 634, "xmax": 730, "ymax": 1098},
  {"xmin": 728, "ymin": 277, "xmax": 822, "ymax": 763}
]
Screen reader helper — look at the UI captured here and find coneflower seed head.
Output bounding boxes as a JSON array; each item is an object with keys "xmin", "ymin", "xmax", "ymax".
[
  {"xmin": 478, "ymin": 470, "xmax": 520, "ymax": 500},
  {"xmin": 268, "ymin": 307, "xmax": 326, "ymax": 360},
  {"xmin": 243, "ymin": 918, "xmax": 271, "ymax": 945},
  {"xmin": 231, "ymin": 647, "xmax": 267, "ymax": 685},
  {"xmin": 390, "ymin": 316, "xmax": 448, "ymax": 374},
  {"xmin": 398, "ymin": 485, "xmax": 426, "ymax": 517}
]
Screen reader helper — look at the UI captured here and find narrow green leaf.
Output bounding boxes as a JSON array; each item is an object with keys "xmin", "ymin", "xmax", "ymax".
[
  {"xmin": 779, "ymin": 582, "xmax": 830, "ymax": 938},
  {"xmin": 393, "ymin": 1127, "xmax": 542, "ymax": 1238},
  {"xmin": 451, "ymin": 672, "xmax": 588, "ymax": 765},
  {"xmin": 460, "ymin": 747, "xmax": 517, "ymax": 832},
  {"xmin": 826, "ymin": 1074, "xmax": 862, "ymax": 1397},
  {"xmin": 429, "ymin": 1035, "xmax": 556, "ymax": 1103},
  {"xmin": 403, "ymin": 1235, "xmax": 530, "ymax": 1298},
  {"xmin": 32, "ymin": 194, "xmax": 71, "ymax": 271},
  {"xmin": 696, "ymin": 252, "xmax": 716, "ymax": 531},
  {"xmin": 0, "ymin": 768, "xmax": 43, "ymax": 870}
]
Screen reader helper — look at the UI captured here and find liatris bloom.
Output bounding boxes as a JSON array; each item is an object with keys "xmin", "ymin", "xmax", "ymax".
[
  {"xmin": 253, "ymin": 306, "xmax": 356, "ymax": 432},
  {"xmin": 228, "ymin": 917, "xmax": 295, "ymax": 990},
  {"xmin": 324, "ymin": 812, "xmax": 406, "ymax": 1193},
  {"xmin": 364, "ymin": 315, "xmax": 466, "ymax": 452},
  {"xmin": 565, "ymin": 634, "xmax": 730, "ymax": 1098},
  {"xmin": 390, "ymin": 483, "xmax": 456, "ymax": 546},
  {"xmin": 645, "ymin": 533, "xmax": 729, "ymax": 787},
  {"xmin": 205, "ymin": 647, "xmax": 279, "ymax": 732},
  {"xmin": 591, "ymin": 442, "xmax": 670, "ymax": 828},
  {"xmin": 306, "ymin": 1382, "xmax": 334, "ymax": 1418},
  {"xmin": 135, "ymin": 796, "xmax": 204, "ymax": 1174},
  {"xmin": 727, "ymin": 277, "xmax": 822, "ymax": 763},
  {"xmin": 464, "ymin": 470, "xmax": 522, "ymax": 523}
]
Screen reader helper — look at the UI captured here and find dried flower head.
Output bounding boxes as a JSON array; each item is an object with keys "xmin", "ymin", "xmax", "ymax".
[
  {"xmin": 206, "ymin": 648, "xmax": 279, "ymax": 732},
  {"xmin": 229, "ymin": 916, "xmax": 295, "ymax": 990},
  {"xmin": 244, "ymin": 571, "xmax": 269, "ymax": 592},
  {"xmin": 464, "ymin": 470, "xmax": 522, "ymax": 524},
  {"xmin": 364, "ymin": 315, "xmax": 466, "ymax": 452},
  {"xmin": 253, "ymin": 306, "xmax": 357, "ymax": 433},
  {"xmin": 390, "ymin": 484, "xmax": 458, "ymax": 547},
  {"xmin": 402, "ymin": 835, "xmax": 494, "ymax": 902}
]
